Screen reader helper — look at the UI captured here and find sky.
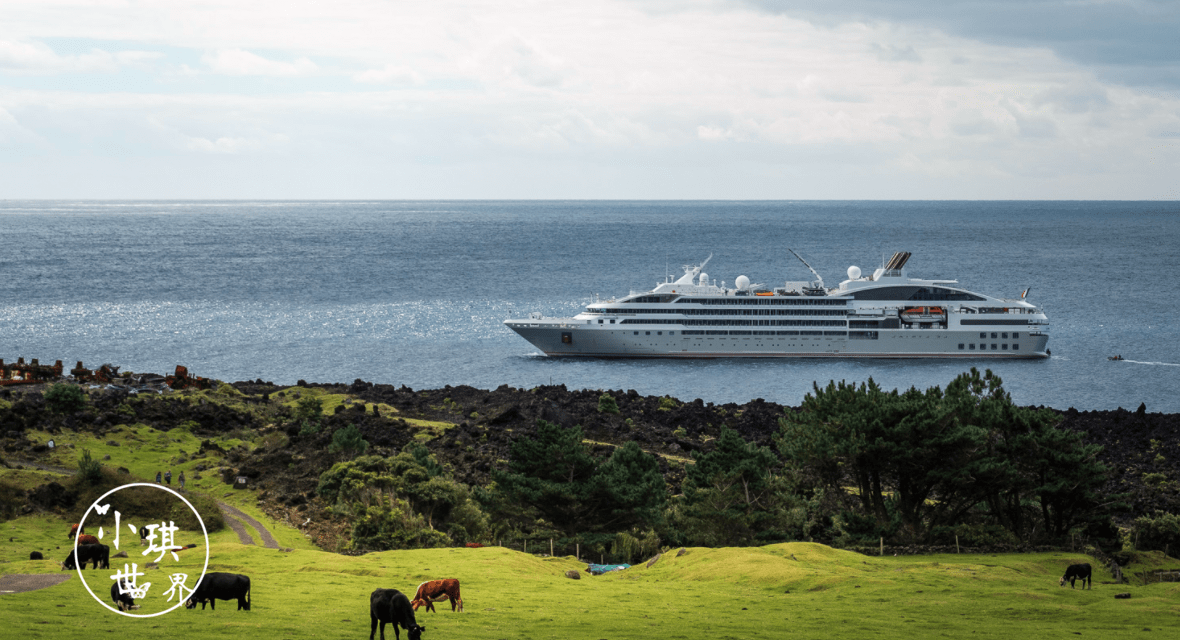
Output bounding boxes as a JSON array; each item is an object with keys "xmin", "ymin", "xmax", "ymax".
[{"xmin": 1, "ymin": 0, "xmax": 1178, "ymax": 199}]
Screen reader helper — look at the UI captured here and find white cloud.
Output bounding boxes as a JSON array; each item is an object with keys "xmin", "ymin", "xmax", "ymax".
[
  {"xmin": 0, "ymin": 38, "xmax": 161, "ymax": 74},
  {"xmin": 352, "ymin": 64, "xmax": 423, "ymax": 85},
  {"xmin": 199, "ymin": 49, "xmax": 317, "ymax": 77},
  {"xmin": 0, "ymin": 1, "xmax": 1176, "ymax": 197}
]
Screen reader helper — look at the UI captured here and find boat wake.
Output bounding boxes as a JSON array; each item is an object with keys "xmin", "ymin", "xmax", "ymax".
[{"xmin": 1120, "ymin": 360, "xmax": 1180, "ymax": 367}]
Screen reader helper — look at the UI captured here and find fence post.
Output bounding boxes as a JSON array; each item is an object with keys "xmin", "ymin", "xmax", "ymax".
[
  {"xmin": 550, "ymin": 538, "xmax": 554, "ymax": 557},
  {"xmin": 880, "ymin": 537, "xmax": 884, "ymax": 556},
  {"xmin": 577, "ymin": 543, "xmax": 580, "ymax": 561},
  {"xmin": 955, "ymin": 535, "xmax": 960, "ymax": 554},
  {"xmin": 524, "ymin": 540, "xmax": 527, "ymax": 554}
]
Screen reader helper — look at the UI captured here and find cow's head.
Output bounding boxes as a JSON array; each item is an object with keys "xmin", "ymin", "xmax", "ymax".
[
  {"xmin": 407, "ymin": 624, "xmax": 426, "ymax": 640},
  {"xmin": 184, "ymin": 598, "xmax": 198, "ymax": 609},
  {"xmin": 1058, "ymin": 576, "xmax": 1067, "ymax": 587}
]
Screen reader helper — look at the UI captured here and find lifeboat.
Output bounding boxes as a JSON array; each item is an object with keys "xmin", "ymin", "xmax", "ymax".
[{"xmin": 899, "ymin": 306, "xmax": 946, "ymax": 323}]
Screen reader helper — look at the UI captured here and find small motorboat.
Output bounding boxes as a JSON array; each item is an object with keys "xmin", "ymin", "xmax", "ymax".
[{"xmin": 1108, "ymin": 355, "xmax": 1124, "ymax": 361}]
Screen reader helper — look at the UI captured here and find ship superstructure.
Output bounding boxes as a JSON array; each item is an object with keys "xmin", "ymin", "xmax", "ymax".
[{"xmin": 503, "ymin": 252, "xmax": 1049, "ymax": 358}]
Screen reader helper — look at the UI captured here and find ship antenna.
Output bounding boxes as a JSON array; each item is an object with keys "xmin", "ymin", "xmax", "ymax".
[{"xmin": 788, "ymin": 248, "xmax": 824, "ymax": 289}]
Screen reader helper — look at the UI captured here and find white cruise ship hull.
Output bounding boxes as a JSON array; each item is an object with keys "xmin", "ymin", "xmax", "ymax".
[{"xmin": 505, "ymin": 321, "xmax": 1049, "ymax": 358}]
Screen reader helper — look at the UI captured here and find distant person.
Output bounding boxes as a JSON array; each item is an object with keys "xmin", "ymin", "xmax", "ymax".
[
  {"xmin": 164, "ymin": 470, "xmax": 172, "ymax": 485},
  {"xmin": 156, "ymin": 471, "xmax": 162, "ymax": 484},
  {"xmin": 179, "ymin": 471, "xmax": 186, "ymax": 490}
]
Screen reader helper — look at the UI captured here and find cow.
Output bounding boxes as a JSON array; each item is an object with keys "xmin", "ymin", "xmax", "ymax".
[
  {"xmin": 30, "ymin": 551, "xmax": 43, "ymax": 560},
  {"xmin": 68, "ymin": 523, "xmax": 82, "ymax": 539},
  {"xmin": 370, "ymin": 588, "xmax": 426, "ymax": 640},
  {"xmin": 77, "ymin": 534, "xmax": 101, "ymax": 547},
  {"xmin": 61, "ymin": 544, "xmax": 109, "ymax": 571},
  {"xmin": 411, "ymin": 579, "xmax": 463, "ymax": 613},
  {"xmin": 185, "ymin": 572, "xmax": 251, "ymax": 611},
  {"xmin": 1060, "ymin": 563, "xmax": 1092, "ymax": 589},
  {"xmin": 110, "ymin": 579, "xmax": 140, "ymax": 611}
]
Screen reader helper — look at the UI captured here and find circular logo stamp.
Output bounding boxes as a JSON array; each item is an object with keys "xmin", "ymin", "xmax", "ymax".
[{"xmin": 74, "ymin": 482, "xmax": 210, "ymax": 618}]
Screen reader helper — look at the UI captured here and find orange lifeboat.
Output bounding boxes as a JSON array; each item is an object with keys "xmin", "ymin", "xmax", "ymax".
[{"xmin": 899, "ymin": 306, "xmax": 946, "ymax": 323}]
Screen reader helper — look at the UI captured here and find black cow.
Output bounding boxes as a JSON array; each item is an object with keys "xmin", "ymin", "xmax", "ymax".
[
  {"xmin": 1060, "ymin": 563, "xmax": 1092, "ymax": 589},
  {"xmin": 60, "ymin": 544, "xmax": 109, "ymax": 571},
  {"xmin": 110, "ymin": 579, "xmax": 140, "ymax": 611},
  {"xmin": 30, "ymin": 551, "xmax": 43, "ymax": 560},
  {"xmin": 185, "ymin": 572, "xmax": 251, "ymax": 611},
  {"xmin": 370, "ymin": 588, "xmax": 426, "ymax": 640}
]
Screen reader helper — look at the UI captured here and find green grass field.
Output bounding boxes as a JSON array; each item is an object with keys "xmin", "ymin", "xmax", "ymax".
[
  {"xmin": 5, "ymin": 421, "xmax": 1179, "ymax": 638},
  {"xmin": 2, "ymin": 511, "xmax": 1178, "ymax": 639}
]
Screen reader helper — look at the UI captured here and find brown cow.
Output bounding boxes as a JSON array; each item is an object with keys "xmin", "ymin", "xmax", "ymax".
[{"xmin": 411, "ymin": 579, "xmax": 463, "ymax": 613}]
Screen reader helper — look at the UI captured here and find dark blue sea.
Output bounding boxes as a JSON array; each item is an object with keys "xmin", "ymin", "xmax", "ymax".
[{"xmin": 2, "ymin": 201, "xmax": 1178, "ymax": 412}]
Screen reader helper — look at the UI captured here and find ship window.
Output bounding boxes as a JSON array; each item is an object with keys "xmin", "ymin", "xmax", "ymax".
[
  {"xmin": 598, "ymin": 319, "xmax": 603, "ymax": 324},
  {"xmin": 561, "ymin": 332, "xmax": 572, "ymax": 344},
  {"xmin": 610, "ymin": 319, "xmax": 615, "ymax": 324},
  {"xmin": 1002, "ymin": 344, "xmax": 1008, "ymax": 350},
  {"xmin": 1013, "ymin": 332, "xmax": 1019, "ymax": 339},
  {"xmin": 980, "ymin": 333, "xmax": 986, "ymax": 339},
  {"xmin": 657, "ymin": 331, "xmax": 662, "ymax": 335},
  {"xmin": 633, "ymin": 331, "xmax": 638, "ymax": 335},
  {"xmin": 992, "ymin": 344, "xmax": 998, "ymax": 350},
  {"xmin": 991, "ymin": 332, "xmax": 997, "ymax": 339},
  {"xmin": 645, "ymin": 331, "xmax": 650, "ymax": 335},
  {"xmin": 669, "ymin": 331, "xmax": 675, "ymax": 335},
  {"xmin": 969, "ymin": 344, "xmax": 975, "ymax": 350},
  {"xmin": 959, "ymin": 344, "xmax": 965, "ymax": 350},
  {"xmin": 1002, "ymin": 332, "xmax": 1008, "ymax": 339},
  {"xmin": 1013, "ymin": 343, "xmax": 1019, "ymax": 350}
]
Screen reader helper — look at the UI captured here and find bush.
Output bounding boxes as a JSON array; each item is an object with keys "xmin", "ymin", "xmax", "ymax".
[
  {"xmin": 329, "ymin": 424, "xmax": 369, "ymax": 457},
  {"xmin": 44, "ymin": 383, "xmax": 85, "ymax": 414},
  {"xmin": 1132, "ymin": 511, "xmax": 1180, "ymax": 552},
  {"xmin": 77, "ymin": 448, "xmax": 104, "ymax": 485},
  {"xmin": 597, "ymin": 393, "xmax": 619, "ymax": 414}
]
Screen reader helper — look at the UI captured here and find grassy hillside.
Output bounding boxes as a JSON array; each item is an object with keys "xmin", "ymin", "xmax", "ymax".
[{"xmin": 2, "ymin": 513, "xmax": 1178, "ymax": 639}]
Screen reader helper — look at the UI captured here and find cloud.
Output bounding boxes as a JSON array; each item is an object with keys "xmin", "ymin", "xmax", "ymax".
[
  {"xmin": 745, "ymin": 0, "xmax": 1180, "ymax": 90},
  {"xmin": 0, "ymin": 38, "xmax": 162, "ymax": 74},
  {"xmin": 352, "ymin": 64, "xmax": 423, "ymax": 85},
  {"xmin": 199, "ymin": 49, "xmax": 317, "ymax": 76}
]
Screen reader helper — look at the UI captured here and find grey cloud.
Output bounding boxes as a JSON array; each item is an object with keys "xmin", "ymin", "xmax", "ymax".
[{"xmin": 745, "ymin": 0, "xmax": 1180, "ymax": 90}]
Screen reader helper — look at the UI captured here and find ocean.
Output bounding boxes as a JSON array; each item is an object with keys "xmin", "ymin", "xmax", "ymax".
[{"xmin": 2, "ymin": 200, "xmax": 1178, "ymax": 412}]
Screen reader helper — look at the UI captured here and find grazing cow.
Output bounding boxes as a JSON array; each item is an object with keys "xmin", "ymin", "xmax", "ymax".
[
  {"xmin": 1060, "ymin": 563, "xmax": 1092, "ymax": 589},
  {"xmin": 68, "ymin": 523, "xmax": 82, "ymax": 539},
  {"xmin": 77, "ymin": 534, "xmax": 101, "ymax": 546},
  {"xmin": 370, "ymin": 588, "xmax": 426, "ymax": 640},
  {"xmin": 185, "ymin": 572, "xmax": 251, "ymax": 611},
  {"xmin": 411, "ymin": 579, "xmax": 463, "ymax": 613},
  {"xmin": 110, "ymin": 579, "xmax": 140, "ymax": 611},
  {"xmin": 61, "ymin": 544, "xmax": 109, "ymax": 571},
  {"xmin": 30, "ymin": 551, "xmax": 43, "ymax": 560}
]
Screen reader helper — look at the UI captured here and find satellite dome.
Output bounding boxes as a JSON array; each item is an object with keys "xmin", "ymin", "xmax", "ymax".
[
  {"xmin": 847, "ymin": 265, "xmax": 862, "ymax": 280},
  {"xmin": 735, "ymin": 275, "xmax": 750, "ymax": 290},
  {"xmin": 699, "ymin": 272, "xmax": 709, "ymax": 286}
]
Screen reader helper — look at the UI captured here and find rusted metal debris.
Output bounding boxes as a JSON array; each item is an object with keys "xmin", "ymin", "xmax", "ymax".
[
  {"xmin": 4, "ymin": 358, "xmax": 214, "ymax": 391},
  {"xmin": 0, "ymin": 357, "xmax": 63, "ymax": 386},
  {"xmin": 164, "ymin": 365, "xmax": 213, "ymax": 390}
]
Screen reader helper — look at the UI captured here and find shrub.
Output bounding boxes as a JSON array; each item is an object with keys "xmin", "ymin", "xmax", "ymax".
[
  {"xmin": 1132, "ymin": 511, "xmax": 1180, "ymax": 552},
  {"xmin": 329, "ymin": 424, "xmax": 369, "ymax": 457},
  {"xmin": 77, "ymin": 448, "xmax": 104, "ymax": 485},
  {"xmin": 658, "ymin": 397, "xmax": 679, "ymax": 411},
  {"xmin": 44, "ymin": 383, "xmax": 85, "ymax": 414},
  {"xmin": 597, "ymin": 393, "xmax": 619, "ymax": 414}
]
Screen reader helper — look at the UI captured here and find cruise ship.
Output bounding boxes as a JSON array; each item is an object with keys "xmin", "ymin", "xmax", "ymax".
[{"xmin": 504, "ymin": 252, "xmax": 1049, "ymax": 358}]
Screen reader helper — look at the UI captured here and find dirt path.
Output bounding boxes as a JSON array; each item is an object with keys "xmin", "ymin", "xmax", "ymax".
[
  {"xmin": 9, "ymin": 457, "xmax": 282, "ymax": 550},
  {"xmin": 219, "ymin": 503, "xmax": 279, "ymax": 549},
  {"xmin": 0, "ymin": 574, "xmax": 71, "ymax": 594}
]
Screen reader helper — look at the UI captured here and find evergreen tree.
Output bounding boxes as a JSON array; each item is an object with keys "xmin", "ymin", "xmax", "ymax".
[
  {"xmin": 491, "ymin": 420, "xmax": 599, "ymax": 532},
  {"xmin": 679, "ymin": 427, "xmax": 786, "ymax": 546}
]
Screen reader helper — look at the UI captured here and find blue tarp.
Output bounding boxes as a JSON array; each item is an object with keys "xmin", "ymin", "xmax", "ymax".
[{"xmin": 586, "ymin": 563, "xmax": 631, "ymax": 575}]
